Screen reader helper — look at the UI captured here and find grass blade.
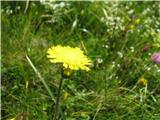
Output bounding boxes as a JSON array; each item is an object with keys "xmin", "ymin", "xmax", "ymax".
[{"xmin": 26, "ymin": 54, "xmax": 55, "ymax": 102}]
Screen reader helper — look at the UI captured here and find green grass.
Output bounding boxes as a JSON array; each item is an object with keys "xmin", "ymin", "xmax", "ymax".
[{"xmin": 1, "ymin": 1, "xmax": 160, "ymax": 120}]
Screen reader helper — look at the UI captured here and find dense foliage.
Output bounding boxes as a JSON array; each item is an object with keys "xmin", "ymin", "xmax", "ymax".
[{"xmin": 1, "ymin": 1, "xmax": 160, "ymax": 120}]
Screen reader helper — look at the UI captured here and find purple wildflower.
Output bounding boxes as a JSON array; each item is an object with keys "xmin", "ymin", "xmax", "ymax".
[{"xmin": 151, "ymin": 53, "xmax": 160, "ymax": 64}]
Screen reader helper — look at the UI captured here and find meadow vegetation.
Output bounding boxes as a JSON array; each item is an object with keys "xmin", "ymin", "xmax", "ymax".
[{"xmin": 1, "ymin": 1, "xmax": 160, "ymax": 120}]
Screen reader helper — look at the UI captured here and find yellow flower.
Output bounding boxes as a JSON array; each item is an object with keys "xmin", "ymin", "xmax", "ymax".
[
  {"xmin": 63, "ymin": 91, "xmax": 70, "ymax": 100},
  {"xmin": 47, "ymin": 45, "xmax": 92, "ymax": 71},
  {"xmin": 10, "ymin": 118, "xmax": 15, "ymax": 120},
  {"xmin": 138, "ymin": 77, "xmax": 148, "ymax": 86},
  {"xmin": 129, "ymin": 25, "xmax": 135, "ymax": 30},
  {"xmin": 135, "ymin": 18, "xmax": 140, "ymax": 24}
]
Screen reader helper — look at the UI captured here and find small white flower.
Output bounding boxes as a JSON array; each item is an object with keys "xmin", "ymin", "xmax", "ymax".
[
  {"xmin": 157, "ymin": 29, "xmax": 160, "ymax": 33},
  {"xmin": 130, "ymin": 46, "xmax": 134, "ymax": 52},
  {"xmin": 40, "ymin": 0, "xmax": 45, "ymax": 3},
  {"xmin": 116, "ymin": 17, "xmax": 120, "ymax": 21},
  {"xmin": 115, "ymin": 26, "xmax": 119, "ymax": 30},
  {"xmin": 17, "ymin": 6, "xmax": 21, "ymax": 10},
  {"xmin": 105, "ymin": 45, "xmax": 109, "ymax": 48},
  {"xmin": 147, "ymin": 67, "xmax": 151, "ymax": 71},
  {"xmin": 117, "ymin": 64, "xmax": 120, "ymax": 68},
  {"xmin": 59, "ymin": 2, "xmax": 65, "ymax": 8},
  {"xmin": 53, "ymin": 4, "xmax": 58, "ymax": 10},
  {"xmin": 128, "ymin": 10, "xmax": 134, "ymax": 14},
  {"xmin": 100, "ymin": 17, "xmax": 105, "ymax": 22},
  {"xmin": 117, "ymin": 51, "xmax": 123, "ymax": 58},
  {"xmin": 111, "ymin": 62, "xmax": 115, "ymax": 68},
  {"xmin": 97, "ymin": 58, "xmax": 103, "ymax": 64},
  {"xmin": 146, "ymin": 8, "xmax": 151, "ymax": 12}
]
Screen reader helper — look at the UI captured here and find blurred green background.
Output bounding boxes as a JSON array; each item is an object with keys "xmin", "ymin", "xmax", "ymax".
[{"xmin": 1, "ymin": 1, "xmax": 160, "ymax": 120}]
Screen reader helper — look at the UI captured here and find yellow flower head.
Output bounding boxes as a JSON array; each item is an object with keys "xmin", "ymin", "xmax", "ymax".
[
  {"xmin": 47, "ymin": 45, "xmax": 92, "ymax": 71},
  {"xmin": 138, "ymin": 77, "xmax": 148, "ymax": 86}
]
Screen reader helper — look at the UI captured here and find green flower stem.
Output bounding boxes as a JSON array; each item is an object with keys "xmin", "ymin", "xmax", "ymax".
[
  {"xmin": 140, "ymin": 85, "xmax": 147, "ymax": 120},
  {"xmin": 53, "ymin": 73, "xmax": 64, "ymax": 120}
]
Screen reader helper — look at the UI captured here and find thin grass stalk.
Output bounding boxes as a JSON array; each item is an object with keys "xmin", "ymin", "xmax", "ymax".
[{"xmin": 26, "ymin": 55, "xmax": 55, "ymax": 102}]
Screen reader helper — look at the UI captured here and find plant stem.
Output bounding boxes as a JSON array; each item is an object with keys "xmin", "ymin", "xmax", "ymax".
[
  {"xmin": 141, "ymin": 85, "xmax": 147, "ymax": 120},
  {"xmin": 53, "ymin": 74, "xmax": 64, "ymax": 120}
]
